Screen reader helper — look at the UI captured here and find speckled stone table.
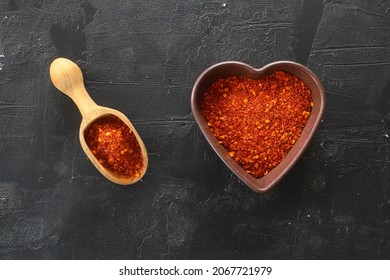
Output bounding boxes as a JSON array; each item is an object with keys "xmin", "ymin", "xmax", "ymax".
[{"xmin": 0, "ymin": 0, "xmax": 389, "ymax": 259}]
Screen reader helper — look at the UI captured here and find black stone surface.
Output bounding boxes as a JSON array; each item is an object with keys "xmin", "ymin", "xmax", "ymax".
[{"xmin": 0, "ymin": 0, "xmax": 389, "ymax": 259}]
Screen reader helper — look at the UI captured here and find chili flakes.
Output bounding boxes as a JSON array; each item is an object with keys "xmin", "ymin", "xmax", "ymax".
[
  {"xmin": 84, "ymin": 115, "xmax": 144, "ymax": 179},
  {"xmin": 202, "ymin": 71, "xmax": 313, "ymax": 178}
]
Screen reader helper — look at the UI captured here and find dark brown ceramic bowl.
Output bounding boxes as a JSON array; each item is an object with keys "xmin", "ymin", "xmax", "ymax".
[{"xmin": 191, "ymin": 61, "xmax": 325, "ymax": 193}]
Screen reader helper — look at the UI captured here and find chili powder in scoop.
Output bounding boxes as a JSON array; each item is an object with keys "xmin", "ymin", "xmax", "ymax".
[
  {"xmin": 84, "ymin": 115, "xmax": 144, "ymax": 179},
  {"xmin": 202, "ymin": 71, "xmax": 313, "ymax": 178}
]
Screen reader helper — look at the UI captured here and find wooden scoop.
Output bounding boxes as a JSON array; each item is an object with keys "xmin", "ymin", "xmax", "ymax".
[{"xmin": 49, "ymin": 57, "xmax": 148, "ymax": 185}]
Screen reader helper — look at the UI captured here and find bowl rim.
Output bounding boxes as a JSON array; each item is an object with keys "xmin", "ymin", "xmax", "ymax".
[{"xmin": 191, "ymin": 60, "xmax": 326, "ymax": 193}]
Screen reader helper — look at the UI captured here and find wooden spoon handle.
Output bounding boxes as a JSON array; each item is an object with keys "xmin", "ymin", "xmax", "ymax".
[{"xmin": 50, "ymin": 58, "xmax": 98, "ymax": 118}]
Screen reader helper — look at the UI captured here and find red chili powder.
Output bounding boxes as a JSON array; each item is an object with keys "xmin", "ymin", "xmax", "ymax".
[
  {"xmin": 84, "ymin": 115, "xmax": 144, "ymax": 179},
  {"xmin": 202, "ymin": 71, "xmax": 313, "ymax": 178}
]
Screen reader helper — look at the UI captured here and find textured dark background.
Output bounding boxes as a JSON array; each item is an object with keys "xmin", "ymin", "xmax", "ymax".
[{"xmin": 0, "ymin": 0, "xmax": 389, "ymax": 259}]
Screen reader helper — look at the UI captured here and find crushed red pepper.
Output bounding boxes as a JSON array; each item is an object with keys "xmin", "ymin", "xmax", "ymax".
[
  {"xmin": 84, "ymin": 115, "xmax": 144, "ymax": 179},
  {"xmin": 202, "ymin": 71, "xmax": 313, "ymax": 178}
]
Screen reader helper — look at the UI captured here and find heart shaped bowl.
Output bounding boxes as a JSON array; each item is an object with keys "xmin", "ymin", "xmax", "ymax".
[{"xmin": 191, "ymin": 61, "xmax": 325, "ymax": 193}]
